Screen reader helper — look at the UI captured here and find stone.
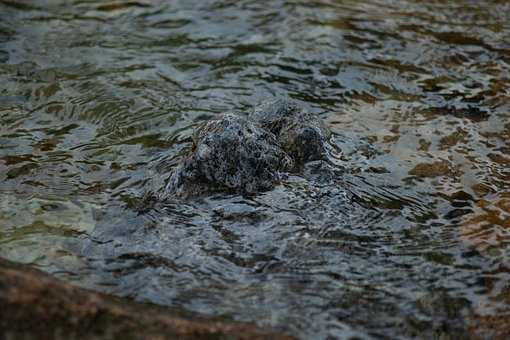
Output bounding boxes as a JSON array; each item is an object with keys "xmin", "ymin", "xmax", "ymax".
[
  {"xmin": 166, "ymin": 114, "xmax": 293, "ymax": 198},
  {"xmin": 0, "ymin": 257, "xmax": 294, "ymax": 340},
  {"xmin": 165, "ymin": 99, "xmax": 331, "ymax": 198},
  {"xmin": 250, "ymin": 99, "xmax": 330, "ymax": 165}
]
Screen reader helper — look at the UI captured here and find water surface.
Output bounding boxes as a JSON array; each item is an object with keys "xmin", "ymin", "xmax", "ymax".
[{"xmin": 1, "ymin": 0, "xmax": 510, "ymax": 338}]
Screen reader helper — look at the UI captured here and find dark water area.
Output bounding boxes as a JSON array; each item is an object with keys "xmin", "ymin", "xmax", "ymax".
[{"xmin": 1, "ymin": 0, "xmax": 510, "ymax": 338}]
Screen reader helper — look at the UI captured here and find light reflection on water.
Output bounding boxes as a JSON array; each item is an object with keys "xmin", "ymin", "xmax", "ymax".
[{"xmin": 1, "ymin": 0, "xmax": 509, "ymax": 338}]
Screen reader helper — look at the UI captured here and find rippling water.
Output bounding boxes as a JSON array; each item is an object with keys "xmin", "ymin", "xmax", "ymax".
[{"xmin": 1, "ymin": 0, "xmax": 510, "ymax": 338}]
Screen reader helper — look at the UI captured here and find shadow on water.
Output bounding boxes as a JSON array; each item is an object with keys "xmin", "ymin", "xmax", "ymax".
[{"xmin": 1, "ymin": 0, "xmax": 510, "ymax": 338}]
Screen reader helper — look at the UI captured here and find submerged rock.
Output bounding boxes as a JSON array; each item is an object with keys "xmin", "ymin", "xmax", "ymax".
[
  {"xmin": 0, "ymin": 257, "xmax": 294, "ymax": 340},
  {"xmin": 166, "ymin": 100, "xmax": 331, "ymax": 198}
]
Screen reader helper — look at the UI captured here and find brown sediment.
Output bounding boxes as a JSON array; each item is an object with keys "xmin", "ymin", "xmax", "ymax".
[
  {"xmin": 0, "ymin": 257, "xmax": 294, "ymax": 340},
  {"xmin": 459, "ymin": 191, "xmax": 510, "ymax": 340},
  {"xmin": 459, "ymin": 194, "xmax": 510, "ymax": 253},
  {"xmin": 439, "ymin": 128, "xmax": 468, "ymax": 149},
  {"xmin": 468, "ymin": 312, "xmax": 510, "ymax": 340},
  {"xmin": 408, "ymin": 159, "xmax": 460, "ymax": 178}
]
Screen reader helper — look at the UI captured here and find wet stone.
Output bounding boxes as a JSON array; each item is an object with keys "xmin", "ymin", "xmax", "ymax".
[
  {"xmin": 166, "ymin": 114, "xmax": 294, "ymax": 198},
  {"xmin": 250, "ymin": 99, "xmax": 331, "ymax": 165},
  {"xmin": 165, "ymin": 100, "xmax": 332, "ymax": 198}
]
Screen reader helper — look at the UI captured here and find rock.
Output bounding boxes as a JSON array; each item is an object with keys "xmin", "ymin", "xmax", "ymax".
[
  {"xmin": 165, "ymin": 100, "xmax": 331, "ymax": 198},
  {"xmin": 0, "ymin": 257, "xmax": 294, "ymax": 340},
  {"xmin": 250, "ymin": 99, "xmax": 330, "ymax": 165},
  {"xmin": 166, "ymin": 114, "xmax": 294, "ymax": 198}
]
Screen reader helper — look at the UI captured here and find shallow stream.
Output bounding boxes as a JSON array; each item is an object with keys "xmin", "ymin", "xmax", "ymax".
[{"xmin": 1, "ymin": 0, "xmax": 510, "ymax": 338}]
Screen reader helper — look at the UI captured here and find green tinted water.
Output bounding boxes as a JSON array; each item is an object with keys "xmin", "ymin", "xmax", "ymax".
[{"xmin": 1, "ymin": 0, "xmax": 509, "ymax": 338}]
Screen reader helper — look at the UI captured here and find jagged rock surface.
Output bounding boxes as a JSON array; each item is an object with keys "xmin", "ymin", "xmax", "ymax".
[
  {"xmin": 166, "ymin": 114, "xmax": 294, "ymax": 198},
  {"xmin": 250, "ymin": 99, "xmax": 330, "ymax": 164},
  {"xmin": 166, "ymin": 100, "xmax": 330, "ymax": 198}
]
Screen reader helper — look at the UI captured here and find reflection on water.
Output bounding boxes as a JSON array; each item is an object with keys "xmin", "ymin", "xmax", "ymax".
[{"xmin": 1, "ymin": 0, "xmax": 509, "ymax": 338}]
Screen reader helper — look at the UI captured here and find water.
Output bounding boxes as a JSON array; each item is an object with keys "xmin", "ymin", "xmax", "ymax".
[{"xmin": 1, "ymin": 0, "xmax": 510, "ymax": 338}]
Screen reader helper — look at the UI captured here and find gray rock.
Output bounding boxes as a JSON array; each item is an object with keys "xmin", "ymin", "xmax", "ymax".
[
  {"xmin": 166, "ymin": 114, "xmax": 293, "ymax": 198},
  {"xmin": 250, "ymin": 99, "xmax": 330, "ymax": 165},
  {"xmin": 165, "ymin": 100, "xmax": 331, "ymax": 198}
]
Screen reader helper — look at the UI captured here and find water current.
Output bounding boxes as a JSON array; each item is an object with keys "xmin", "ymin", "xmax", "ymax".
[{"xmin": 1, "ymin": 0, "xmax": 510, "ymax": 338}]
